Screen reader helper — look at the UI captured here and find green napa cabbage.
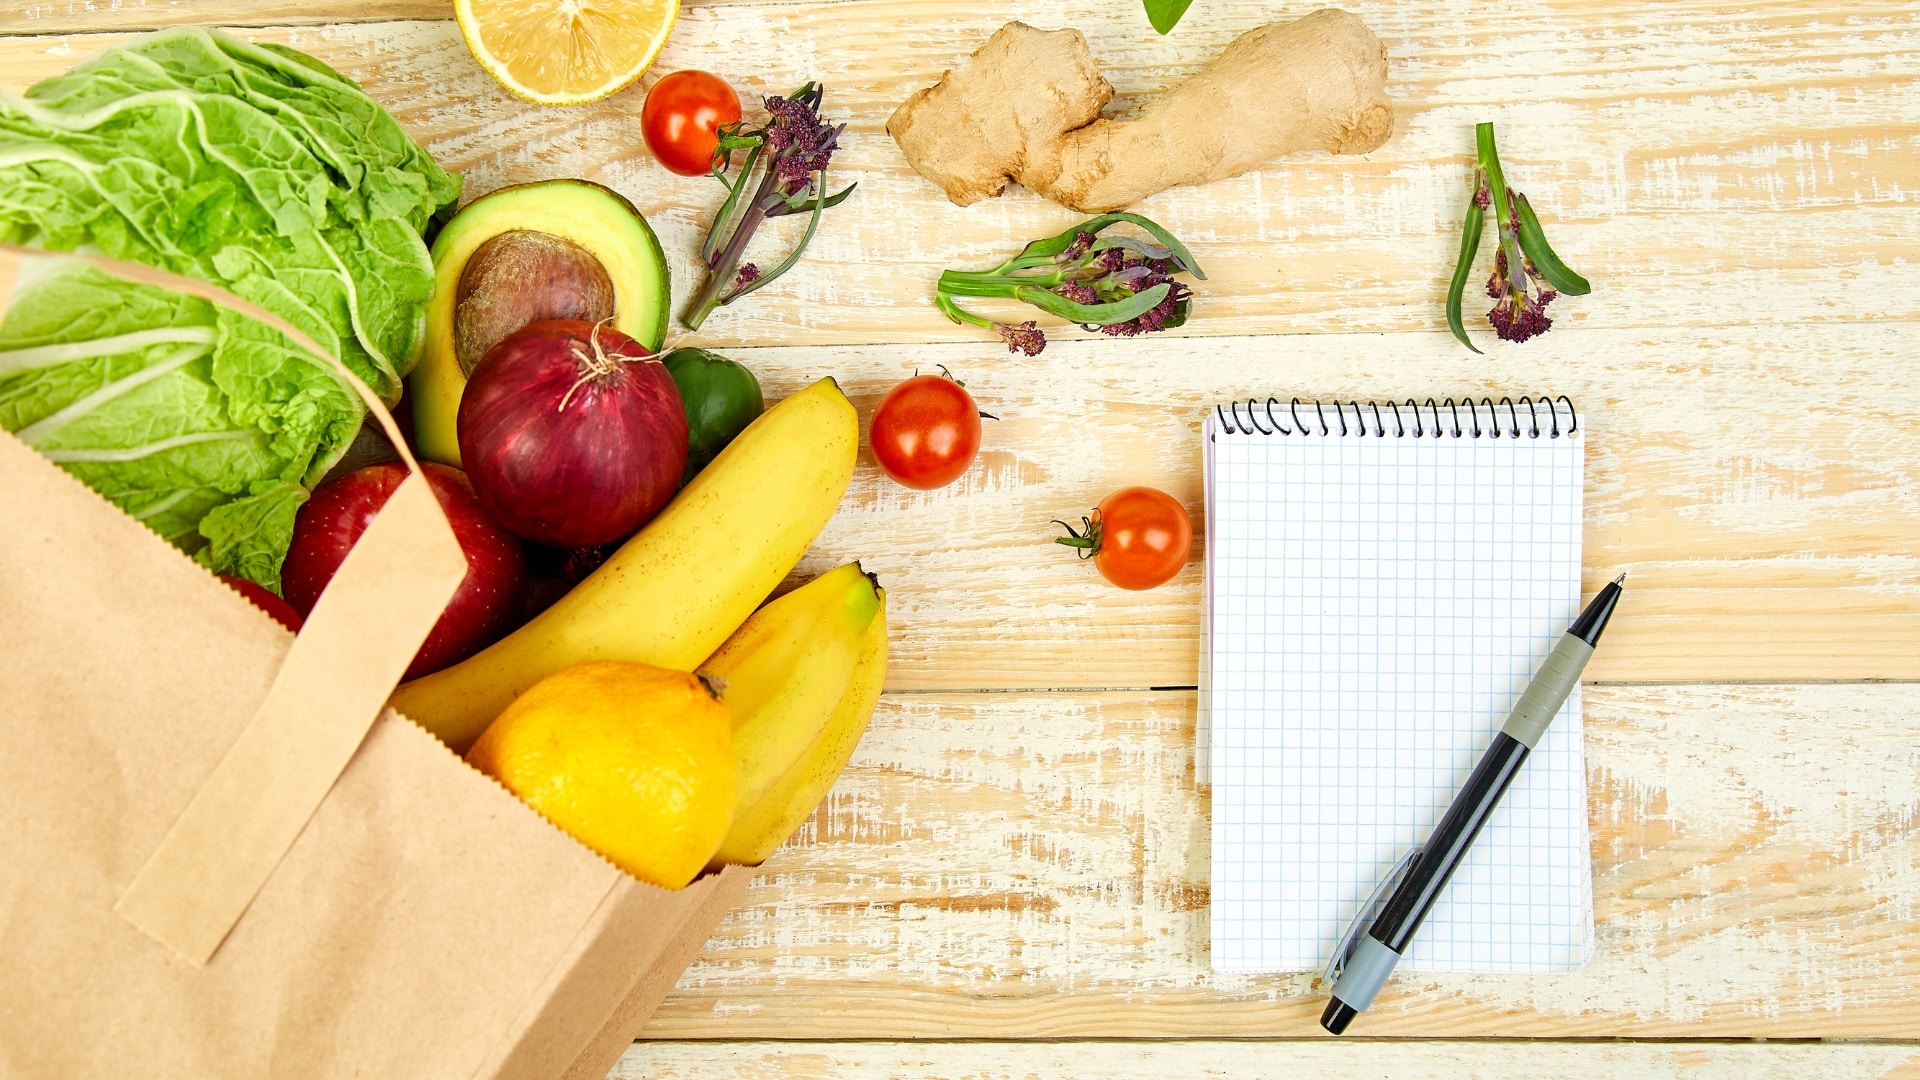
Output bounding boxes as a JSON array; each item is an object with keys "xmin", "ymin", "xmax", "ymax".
[{"xmin": 0, "ymin": 28, "xmax": 459, "ymax": 590}]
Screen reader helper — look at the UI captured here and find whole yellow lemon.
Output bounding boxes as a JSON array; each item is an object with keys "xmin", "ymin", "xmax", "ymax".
[{"xmin": 465, "ymin": 661, "xmax": 736, "ymax": 889}]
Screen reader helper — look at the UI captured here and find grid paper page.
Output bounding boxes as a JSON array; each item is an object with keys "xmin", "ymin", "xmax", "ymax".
[{"xmin": 1206, "ymin": 413, "xmax": 1593, "ymax": 974}]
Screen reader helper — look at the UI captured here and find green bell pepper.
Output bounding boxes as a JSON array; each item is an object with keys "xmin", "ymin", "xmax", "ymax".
[{"xmin": 662, "ymin": 347, "xmax": 765, "ymax": 485}]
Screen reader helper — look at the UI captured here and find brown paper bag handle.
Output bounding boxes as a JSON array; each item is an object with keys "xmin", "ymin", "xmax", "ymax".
[{"xmin": 0, "ymin": 245, "xmax": 469, "ymax": 965}]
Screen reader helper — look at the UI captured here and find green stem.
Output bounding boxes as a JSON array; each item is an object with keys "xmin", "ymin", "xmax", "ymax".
[
  {"xmin": 1476, "ymin": 124, "xmax": 1506, "ymax": 220},
  {"xmin": 685, "ymin": 158, "xmax": 780, "ymax": 330},
  {"xmin": 702, "ymin": 141, "xmax": 764, "ymax": 267},
  {"xmin": 1052, "ymin": 515, "xmax": 1103, "ymax": 559},
  {"xmin": 724, "ymin": 172, "xmax": 832, "ymax": 304},
  {"xmin": 938, "ymin": 269, "xmax": 1065, "ymax": 299},
  {"xmin": 1476, "ymin": 122, "xmax": 1527, "ymax": 275},
  {"xmin": 936, "ymin": 291, "xmax": 995, "ymax": 329},
  {"xmin": 991, "ymin": 253, "xmax": 1067, "ymax": 276}
]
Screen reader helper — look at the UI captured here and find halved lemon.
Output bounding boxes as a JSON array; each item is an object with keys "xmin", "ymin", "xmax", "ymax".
[{"xmin": 454, "ymin": 0, "xmax": 680, "ymax": 106}]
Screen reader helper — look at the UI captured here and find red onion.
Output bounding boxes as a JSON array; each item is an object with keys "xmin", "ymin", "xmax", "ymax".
[{"xmin": 457, "ymin": 319, "xmax": 688, "ymax": 547}]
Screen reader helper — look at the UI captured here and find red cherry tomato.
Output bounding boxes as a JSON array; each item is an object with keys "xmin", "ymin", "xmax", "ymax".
[
  {"xmin": 641, "ymin": 70, "xmax": 743, "ymax": 177},
  {"xmin": 218, "ymin": 574, "xmax": 305, "ymax": 633},
  {"xmin": 1056, "ymin": 486, "xmax": 1192, "ymax": 590},
  {"xmin": 869, "ymin": 372, "xmax": 985, "ymax": 490}
]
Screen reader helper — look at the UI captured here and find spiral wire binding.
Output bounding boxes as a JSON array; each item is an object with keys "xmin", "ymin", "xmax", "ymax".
[{"xmin": 1215, "ymin": 396, "xmax": 1578, "ymax": 439}]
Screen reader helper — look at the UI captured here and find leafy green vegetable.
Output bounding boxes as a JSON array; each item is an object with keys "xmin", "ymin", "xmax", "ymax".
[
  {"xmin": 196, "ymin": 479, "xmax": 314, "ymax": 587},
  {"xmin": 0, "ymin": 261, "xmax": 359, "ymax": 585},
  {"xmin": 1144, "ymin": 0, "xmax": 1195, "ymax": 34},
  {"xmin": 0, "ymin": 29, "xmax": 459, "ymax": 588}
]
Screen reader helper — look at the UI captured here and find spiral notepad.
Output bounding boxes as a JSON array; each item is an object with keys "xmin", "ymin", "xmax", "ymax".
[{"xmin": 1201, "ymin": 397, "xmax": 1594, "ymax": 974}]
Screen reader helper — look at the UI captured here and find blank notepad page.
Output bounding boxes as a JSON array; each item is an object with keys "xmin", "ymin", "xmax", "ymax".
[{"xmin": 1205, "ymin": 409, "xmax": 1593, "ymax": 974}]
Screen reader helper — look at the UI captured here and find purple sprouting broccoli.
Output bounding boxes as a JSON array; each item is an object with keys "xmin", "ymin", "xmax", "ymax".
[
  {"xmin": 997, "ymin": 321, "xmax": 1047, "ymax": 356},
  {"xmin": 684, "ymin": 83, "xmax": 856, "ymax": 330},
  {"xmin": 1446, "ymin": 122, "xmax": 1590, "ymax": 352},
  {"xmin": 1487, "ymin": 248, "xmax": 1556, "ymax": 342},
  {"xmin": 934, "ymin": 213, "xmax": 1205, "ymax": 355}
]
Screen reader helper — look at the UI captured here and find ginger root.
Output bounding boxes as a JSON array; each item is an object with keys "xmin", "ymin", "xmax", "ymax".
[{"xmin": 887, "ymin": 9, "xmax": 1393, "ymax": 213}]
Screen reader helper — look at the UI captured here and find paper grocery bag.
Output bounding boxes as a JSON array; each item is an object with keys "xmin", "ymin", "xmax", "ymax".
[{"xmin": 0, "ymin": 248, "xmax": 749, "ymax": 1079}]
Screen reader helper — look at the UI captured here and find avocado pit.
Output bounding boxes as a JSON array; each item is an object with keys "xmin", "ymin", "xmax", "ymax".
[
  {"xmin": 409, "ymin": 178, "xmax": 671, "ymax": 468},
  {"xmin": 454, "ymin": 230, "xmax": 616, "ymax": 376}
]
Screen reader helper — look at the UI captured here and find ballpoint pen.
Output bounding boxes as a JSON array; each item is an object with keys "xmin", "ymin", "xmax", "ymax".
[{"xmin": 1320, "ymin": 572, "xmax": 1626, "ymax": 1035}]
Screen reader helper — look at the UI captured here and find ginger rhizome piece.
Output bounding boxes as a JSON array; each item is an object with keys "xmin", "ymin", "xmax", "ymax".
[{"xmin": 887, "ymin": 9, "xmax": 1394, "ymax": 213}]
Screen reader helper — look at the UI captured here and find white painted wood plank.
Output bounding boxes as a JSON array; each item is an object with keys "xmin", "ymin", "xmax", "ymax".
[
  {"xmin": 612, "ymin": 1040, "xmax": 1920, "ymax": 1080},
  {"xmin": 737, "ymin": 322, "xmax": 1920, "ymax": 689},
  {"xmin": 634, "ymin": 684, "xmax": 1920, "ymax": 1037},
  {"xmin": 5, "ymin": 0, "xmax": 1918, "ymax": 1061},
  {"xmin": 4, "ymin": 8, "xmax": 1915, "ymax": 687},
  {"xmin": 0, "ymin": 1, "xmax": 1914, "ymax": 348},
  {"xmin": 8, "ymin": 0, "xmax": 1919, "ymax": 1063},
  {"xmin": 0, "ymin": 0, "xmax": 815, "ymax": 34}
]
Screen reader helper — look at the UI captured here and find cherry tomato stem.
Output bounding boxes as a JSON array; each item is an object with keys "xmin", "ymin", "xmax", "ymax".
[
  {"xmin": 1052, "ymin": 514, "xmax": 1101, "ymax": 557},
  {"xmin": 1054, "ymin": 486, "xmax": 1192, "ymax": 590}
]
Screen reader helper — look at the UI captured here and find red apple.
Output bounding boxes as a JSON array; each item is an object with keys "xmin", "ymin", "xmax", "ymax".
[
  {"xmin": 281, "ymin": 462, "xmax": 526, "ymax": 680},
  {"xmin": 218, "ymin": 574, "xmax": 305, "ymax": 633}
]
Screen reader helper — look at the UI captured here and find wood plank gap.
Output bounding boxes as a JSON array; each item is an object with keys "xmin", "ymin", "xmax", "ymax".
[
  {"xmin": 876, "ymin": 679, "xmax": 1920, "ymax": 696},
  {"xmin": 614, "ymin": 1037, "xmax": 1920, "ymax": 1079},
  {"xmin": 630, "ymin": 1036, "xmax": 1920, "ymax": 1045}
]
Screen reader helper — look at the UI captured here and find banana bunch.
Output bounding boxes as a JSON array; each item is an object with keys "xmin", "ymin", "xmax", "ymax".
[
  {"xmin": 395, "ymin": 374, "xmax": 886, "ymax": 867},
  {"xmin": 392, "ymin": 376, "xmax": 860, "ymax": 752},
  {"xmin": 700, "ymin": 563, "xmax": 888, "ymax": 866}
]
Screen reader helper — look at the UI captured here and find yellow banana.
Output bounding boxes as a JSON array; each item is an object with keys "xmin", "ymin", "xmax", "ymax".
[
  {"xmin": 702, "ymin": 563, "xmax": 879, "ymax": 808},
  {"xmin": 392, "ymin": 377, "xmax": 858, "ymax": 751},
  {"xmin": 713, "ymin": 590, "xmax": 887, "ymax": 867}
]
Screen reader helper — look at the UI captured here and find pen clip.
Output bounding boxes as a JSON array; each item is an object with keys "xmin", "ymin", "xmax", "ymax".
[{"xmin": 1322, "ymin": 848, "xmax": 1418, "ymax": 985}]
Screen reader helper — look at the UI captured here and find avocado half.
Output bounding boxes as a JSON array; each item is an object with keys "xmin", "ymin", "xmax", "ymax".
[{"xmin": 409, "ymin": 179, "xmax": 670, "ymax": 467}]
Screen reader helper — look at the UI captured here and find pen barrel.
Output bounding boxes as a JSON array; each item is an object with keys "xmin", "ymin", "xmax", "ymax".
[
  {"xmin": 1499, "ymin": 632, "xmax": 1593, "ymax": 749},
  {"xmin": 1362, "ymin": 629, "xmax": 1594, "ymax": 957},
  {"xmin": 1367, "ymin": 732, "xmax": 1532, "ymax": 953},
  {"xmin": 1329, "ymin": 591, "xmax": 1617, "ymax": 1031}
]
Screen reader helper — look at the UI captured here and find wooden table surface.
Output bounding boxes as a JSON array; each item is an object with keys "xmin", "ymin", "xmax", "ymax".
[{"xmin": 7, "ymin": 0, "xmax": 1919, "ymax": 1075}]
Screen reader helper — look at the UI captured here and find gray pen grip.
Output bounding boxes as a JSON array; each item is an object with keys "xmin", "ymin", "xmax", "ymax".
[
  {"xmin": 1499, "ymin": 633, "xmax": 1594, "ymax": 749},
  {"xmin": 1329, "ymin": 934, "xmax": 1401, "ymax": 1012}
]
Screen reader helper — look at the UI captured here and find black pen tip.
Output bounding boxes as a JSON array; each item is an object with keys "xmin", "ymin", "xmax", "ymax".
[
  {"xmin": 1612, "ymin": 571, "xmax": 1627, "ymax": 586},
  {"xmin": 1320, "ymin": 999, "xmax": 1358, "ymax": 1035},
  {"xmin": 1570, "ymin": 574, "xmax": 1626, "ymax": 647}
]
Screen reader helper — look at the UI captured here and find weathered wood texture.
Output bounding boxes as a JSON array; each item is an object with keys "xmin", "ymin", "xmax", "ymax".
[
  {"xmin": 615, "ymin": 1041, "xmax": 1920, "ymax": 1080},
  {"xmin": 3, "ymin": 9, "xmax": 1913, "ymax": 689},
  {"xmin": 4, "ymin": 0, "xmax": 1917, "ymax": 1069},
  {"xmin": 2, "ymin": 0, "xmax": 447, "ymax": 32},
  {"xmin": 638, "ymin": 683, "xmax": 1920, "ymax": 1038},
  {"xmin": 752, "ymin": 325, "xmax": 1920, "ymax": 689},
  {"xmin": 3, "ymin": 0, "xmax": 1916, "ymax": 350},
  {"xmin": 1, "ymin": 0, "xmax": 806, "ymax": 34}
]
